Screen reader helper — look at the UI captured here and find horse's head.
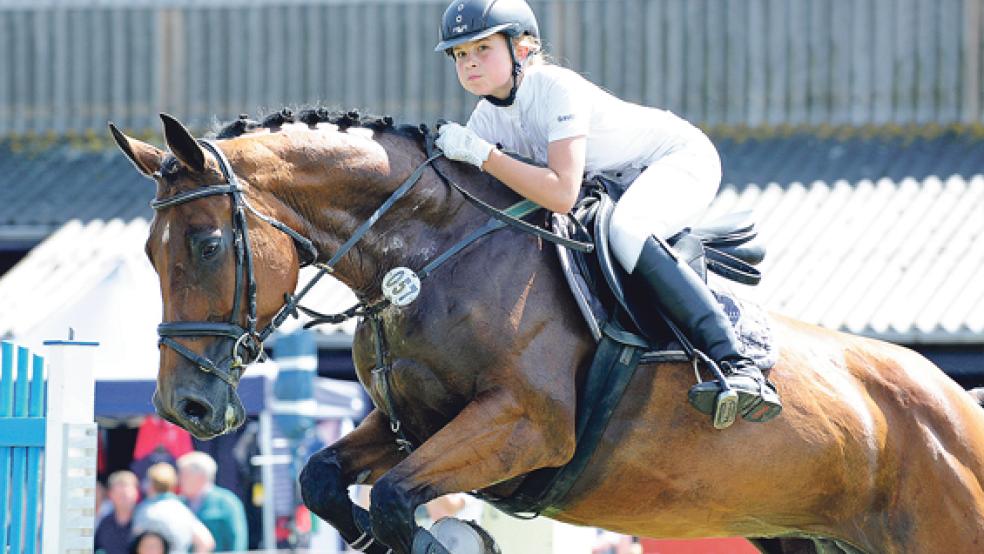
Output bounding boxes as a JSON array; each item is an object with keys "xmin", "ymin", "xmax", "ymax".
[{"xmin": 110, "ymin": 114, "xmax": 304, "ymax": 439}]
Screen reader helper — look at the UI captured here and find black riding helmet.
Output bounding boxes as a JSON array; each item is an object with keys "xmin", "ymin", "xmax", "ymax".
[
  {"xmin": 435, "ymin": 0, "xmax": 539, "ymax": 53},
  {"xmin": 435, "ymin": 0, "xmax": 539, "ymax": 107}
]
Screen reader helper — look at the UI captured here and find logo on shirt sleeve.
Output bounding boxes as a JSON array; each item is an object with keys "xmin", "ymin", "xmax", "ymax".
[{"xmin": 557, "ymin": 114, "xmax": 575, "ymax": 123}]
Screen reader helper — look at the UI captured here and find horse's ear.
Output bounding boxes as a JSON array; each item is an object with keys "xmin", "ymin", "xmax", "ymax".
[
  {"xmin": 160, "ymin": 113, "xmax": 206, "ymax": 173},
  {"xmin": 108, "ymin": 122, "xmax": 165, "ymax": 177}
]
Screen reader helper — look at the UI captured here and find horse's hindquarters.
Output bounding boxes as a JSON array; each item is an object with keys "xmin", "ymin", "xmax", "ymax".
[{"xmin": 551, "ymin": 318, "xmax": 984, "ymax": 551}]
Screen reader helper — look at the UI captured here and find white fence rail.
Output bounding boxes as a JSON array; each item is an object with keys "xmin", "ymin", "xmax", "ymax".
[
  {"xmin": 0, "ymin": 0, "xmax": 978, "ymax": 135},
  {"xmin": 42, "ymin": 340, "xmax": 98, "ymax": 554},
  {"xmin": 0, "ymin": 339, "xmax": 97, "ymax": 554}
]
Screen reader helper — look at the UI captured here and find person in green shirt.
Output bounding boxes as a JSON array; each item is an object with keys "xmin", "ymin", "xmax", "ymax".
[{"xmin": 177, "ymin": 452, "xmax": 248, "ymax": 553}]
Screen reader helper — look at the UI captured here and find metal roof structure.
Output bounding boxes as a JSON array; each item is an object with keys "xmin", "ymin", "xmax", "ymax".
[
  {"xmin": 3, "ymin": 129, "xmax": 982, "ymax": 236},
  {"xmin": 716, "ymin": 128, "xmax": 984, "ymax": 188},
  {"xmin": 0, "ymin": 129, "xmax": 981, "ymax": 344},
  {"xmin": 707, "ymin": 174, "xmax": 984, "ymax": 344},
  {"xmin": 0, "ymin": 139, "xmax": 153, "ymax": 243}
]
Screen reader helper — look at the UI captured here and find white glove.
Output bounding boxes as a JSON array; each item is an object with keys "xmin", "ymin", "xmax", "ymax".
[{"xmin": 435, "ymin": 122, "xmax": 494, "ymax": 169}]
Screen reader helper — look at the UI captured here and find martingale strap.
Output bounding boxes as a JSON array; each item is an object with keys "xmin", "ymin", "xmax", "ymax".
[
  {"xmin": 325, "ymin": 153, "xmax": 442, "ymax": 268},
  {"xmin": 299, "ymin": 198, "xmax": 544, "ymax": 327},
  {"xmin": 368, "ymin": 312, "xmax": 416, "ymax": 454},
  {"xmin": 439, "ymin": 178, "xmax": 593, "ymax": 253},
  {"xmin": 418, "ymin": 199, "xmax": 541, "ymax": 279},
  {"xmin": 265, "ymin": 152, "xmax": 442, "ymax": 338}
]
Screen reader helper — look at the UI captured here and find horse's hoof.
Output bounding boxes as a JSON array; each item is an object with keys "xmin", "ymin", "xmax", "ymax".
[{"xmin": 426, "ymin": 518, "xmax": 501, "ymax": 554}]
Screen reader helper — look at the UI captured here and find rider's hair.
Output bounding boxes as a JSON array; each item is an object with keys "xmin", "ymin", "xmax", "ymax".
[{"xmin": 515, "ymin": 34, "xmax": 546, "ymax": 67}]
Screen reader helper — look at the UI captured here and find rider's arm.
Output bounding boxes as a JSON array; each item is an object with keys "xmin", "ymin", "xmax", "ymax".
[{"xmin": 481, "ymin": 134, "xmax": 586, "ymax": 214}]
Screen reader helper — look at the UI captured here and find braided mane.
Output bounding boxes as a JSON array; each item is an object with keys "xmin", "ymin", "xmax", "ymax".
[{"xmin": 214, "ymin": 107, "xmax": 429, "ymax": 144}]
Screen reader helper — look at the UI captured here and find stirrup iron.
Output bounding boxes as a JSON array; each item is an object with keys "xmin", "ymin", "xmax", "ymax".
[{"xmin": 693, "ymin": 351, "xmax": 738, "ymax": 429}]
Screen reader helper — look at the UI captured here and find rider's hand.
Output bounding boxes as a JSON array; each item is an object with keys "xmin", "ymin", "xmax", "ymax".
[{"xmin": 435, "ymin": 123, "xmax": 493, "ymax": 170}]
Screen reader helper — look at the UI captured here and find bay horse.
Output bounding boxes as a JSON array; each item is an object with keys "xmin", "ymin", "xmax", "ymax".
[{"xmin": 110, "ymin": 111, "xmax": 984, "ymax": 554}]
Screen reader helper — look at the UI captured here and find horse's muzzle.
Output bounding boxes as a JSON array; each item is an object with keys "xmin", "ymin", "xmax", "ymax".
[{"xmin": 153, "ymin": 385, "xmax": 246, "ymax": 440}]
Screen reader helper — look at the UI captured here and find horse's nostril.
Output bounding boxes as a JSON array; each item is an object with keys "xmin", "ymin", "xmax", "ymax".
[{"xmin": 181, "ymin": 398, "xmax": 210, "ymax": 420}]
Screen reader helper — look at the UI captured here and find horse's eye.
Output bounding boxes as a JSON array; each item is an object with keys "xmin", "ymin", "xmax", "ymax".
[{"xmin": 200, "ymin": 237, "xmax": 222, "ymax": 260}]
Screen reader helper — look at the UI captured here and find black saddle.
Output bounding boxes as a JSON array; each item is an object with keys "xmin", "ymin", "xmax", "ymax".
[{"xmin": 552, "ymin": 179, "xmax": 769, "ymax": 362}]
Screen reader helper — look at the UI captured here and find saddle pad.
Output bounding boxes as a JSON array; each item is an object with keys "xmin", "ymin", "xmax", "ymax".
[
  {"xmin": 554, "ymin": 221, "xmax": 778, "ymax": 371},
  {"xmin": 712, "ymin": 290, "xmax": 778, "ymax": 371}
]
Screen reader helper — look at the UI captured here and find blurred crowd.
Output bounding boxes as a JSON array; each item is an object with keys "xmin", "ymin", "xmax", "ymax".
[{"xmin": 94, "ymin": 452, "xmax": 247, "ymax": 554}]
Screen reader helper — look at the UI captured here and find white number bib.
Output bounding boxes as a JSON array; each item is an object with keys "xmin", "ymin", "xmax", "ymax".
[{"xmin": 382, "ymin": 267, "xmax": 421, "ymax": 307}]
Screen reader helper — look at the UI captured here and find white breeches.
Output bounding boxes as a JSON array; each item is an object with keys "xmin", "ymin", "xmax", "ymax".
[{"xmin": 609, "ymin": 133, "xmax": 722, "ymax": 271}]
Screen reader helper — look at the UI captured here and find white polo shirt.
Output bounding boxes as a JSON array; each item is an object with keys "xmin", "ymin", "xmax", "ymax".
[{"xmin": 466, "ymin": 64, "xmax": 706, "ymax": 180}]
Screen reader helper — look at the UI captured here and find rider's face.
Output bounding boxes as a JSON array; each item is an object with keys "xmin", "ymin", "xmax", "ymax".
[{"xmin": 452, "ymin": 34, "xmax": 514, "ymax": 100}]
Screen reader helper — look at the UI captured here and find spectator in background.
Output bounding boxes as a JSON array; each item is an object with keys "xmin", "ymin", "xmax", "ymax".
[
  {"xmin": 94, "ymin": 479, "xmax": 113, "ymax": 525},
  {"xmin": 177, "ymin": 451, "xmax": 248, "ymax": 553},
  {"xmin": 424, "ymin": 493, "xmax": 484, "ymax": 525},
  {"xmin": 592, "ymin": 530, "xmax": 640, "ymax": 554},
  {"xmin": 133, "ymin": 462, "xmax": 215, "ymax": 554},
  {"xmin": 95, "ymin": 470, "xmax": 140, "ymax": 554},
  {"xmin": 128, "ymin": 530, "xmax": 171, "ymax": 554}
]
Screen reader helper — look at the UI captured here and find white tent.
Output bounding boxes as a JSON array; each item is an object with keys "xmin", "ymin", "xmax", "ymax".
[{"xmin": 0, "ymin": 219, "xmax": 160, "ymax": 380}]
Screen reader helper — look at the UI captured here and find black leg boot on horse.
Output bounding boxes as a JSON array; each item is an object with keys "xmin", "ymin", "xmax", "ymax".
[{"xmin": 632, "ymin": 236, "xmax": 782, "ymax": 425}]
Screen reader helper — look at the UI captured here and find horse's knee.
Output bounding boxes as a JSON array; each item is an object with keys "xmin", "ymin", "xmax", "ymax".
[
  {"xmin": 370, "ymin": 475, "xmax": 417, "ymax": 553},
  {"xmin": 299, "ymin": 448, "xmax": 350, "ymax": 518}
]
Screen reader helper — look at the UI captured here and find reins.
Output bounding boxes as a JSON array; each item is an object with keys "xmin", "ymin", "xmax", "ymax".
[{"xmin": 150, "ymin": 129, "xmax": 592, "ymax": 428}]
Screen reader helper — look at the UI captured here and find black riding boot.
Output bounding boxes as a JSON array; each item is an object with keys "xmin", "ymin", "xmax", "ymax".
[{"xmin": 632, "ymin": 236, "xmax": 782, "ymax": 424}]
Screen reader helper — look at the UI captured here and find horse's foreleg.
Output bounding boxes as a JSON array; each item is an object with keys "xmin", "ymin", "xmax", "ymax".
[
  {"xmin": 299, "ymin": 408, "xmax": 405, "ymax": 554},
  {"xmin": 369, "ymin": 389, "xmax": 574, "ymax": 554}
]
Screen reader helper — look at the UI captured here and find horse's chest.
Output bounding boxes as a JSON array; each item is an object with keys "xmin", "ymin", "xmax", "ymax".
[
  {"xmin": 378, "ymin": 358, "xmax": 466, "ymax": 440},
  {"xmin": 352, "ymin": 324, "xmax": 468, "ymax": 439}
]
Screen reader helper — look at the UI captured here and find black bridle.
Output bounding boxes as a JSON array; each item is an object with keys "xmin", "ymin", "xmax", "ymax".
[
  {"xmin": 151, "ymin": 140, "xmax": 315, "ymax": 386},
  {"xmin": 152, "ymin": 139, "xmax": 442, "ymax": 387}
]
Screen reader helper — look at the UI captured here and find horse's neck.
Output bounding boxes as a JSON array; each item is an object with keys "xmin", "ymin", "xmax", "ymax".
[
  {"xmin": 259, "ymin": 131, "xmax": 515, "ymax": 299},
  {"xmin": 357, "ymin": 158, "xmax": 530, "ymax": 298}
]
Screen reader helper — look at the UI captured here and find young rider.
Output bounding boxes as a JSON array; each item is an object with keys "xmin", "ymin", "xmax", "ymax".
[{"xmin": 433, "ymin": 0, "xmax": 781, "ymax": 424}]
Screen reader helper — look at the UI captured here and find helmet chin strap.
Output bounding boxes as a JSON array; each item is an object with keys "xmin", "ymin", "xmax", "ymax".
[{"xmin": 483, "ymin": 40, "xmax": 524, "ymax": 107}]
